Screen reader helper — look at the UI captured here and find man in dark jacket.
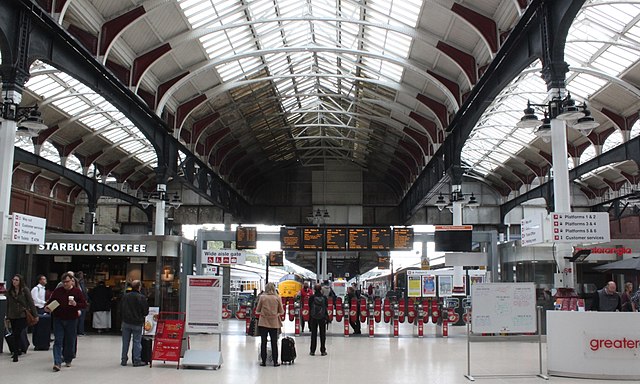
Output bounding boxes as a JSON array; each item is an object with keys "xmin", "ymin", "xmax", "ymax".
[
  {"xmin": 120, "ymin": 280, "xmax": 149, "ymax": 366},
  {"xmin": 590, "ymin": 281, "xmax": 621, "ymax": 311}
]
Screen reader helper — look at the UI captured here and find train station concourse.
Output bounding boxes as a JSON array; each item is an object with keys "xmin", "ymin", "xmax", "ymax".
[{"xmin": 2, "ymin": 0, "xmax": 640, "ymax": 381}]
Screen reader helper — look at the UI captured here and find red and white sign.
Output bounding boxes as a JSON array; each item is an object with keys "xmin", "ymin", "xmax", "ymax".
[
  {"xmin": 435, "ymin": 225, "xmax": 473, "ymax": 231},
  {"xmin": 550, "ymin": 212, "xmax": 610, "ymax": 244}
]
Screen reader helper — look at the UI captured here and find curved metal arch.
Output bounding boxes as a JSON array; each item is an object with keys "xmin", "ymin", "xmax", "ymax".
[
  {"xmin": 441, "ymin": 1, "xmax": 498, "ymax": 59},
  {"xmin": 98, "ymin": 0, "xmax": 174, "ymax": 65},
  {"xmin": 135, "ymin": 12, "xmax": 474, "ymax": 92},
  {"xmin": 156, "ymin": 45, "xmax": 459, "ymax": 116}
]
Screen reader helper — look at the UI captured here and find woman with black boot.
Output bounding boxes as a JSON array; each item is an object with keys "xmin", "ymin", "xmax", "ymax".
[{"xmin": 6, "ymin": 274, "xmax": 37, "ymax": 362}]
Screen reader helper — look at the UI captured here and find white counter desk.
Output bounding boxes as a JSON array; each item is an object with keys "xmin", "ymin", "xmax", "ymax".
[{"xmin": 547, "ymin": 311, "xmax": 640, "ymax": 380}]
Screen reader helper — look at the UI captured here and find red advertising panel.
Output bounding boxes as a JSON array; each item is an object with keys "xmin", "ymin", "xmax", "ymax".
[{"xmin": 152, "ymin": 313, "xmax": 185, "ymax": 367}]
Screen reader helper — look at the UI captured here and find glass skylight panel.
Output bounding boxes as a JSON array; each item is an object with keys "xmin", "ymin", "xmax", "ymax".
[
  {"xmin": 579, "ymin": 145, "xmax": 596, "ymax": 164},
  {"xmin": 566, "ymin": 73, "xmax": 606, "ymax": 99},
  {"xmin": 602, "ymin": 131, "xmax": 623, "ymax": 153},
  {"xmin": 591, "ymin": 45, "xmax": 635, "ymax": 76},
  {"xmin": 41, "ymin": 142, "xmax": 61, "ymax": 164}
]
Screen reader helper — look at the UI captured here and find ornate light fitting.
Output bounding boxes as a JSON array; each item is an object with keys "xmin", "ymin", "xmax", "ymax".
[
  {"xmin": 516, "ymin": 92, "xmax": 599, "ymax": 136},
  {"xmin": 435, "ymin": 191, "xmax": 480, "ymax": 211},
  {"xmin": 1, "ymin": 98, "xmax": 48, "ymax": 136}
]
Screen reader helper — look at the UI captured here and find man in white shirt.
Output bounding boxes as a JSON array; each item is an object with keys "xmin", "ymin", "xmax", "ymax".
[{"xmin": 31, "ymin": 275, "xmax": 48, "ymax": 314}]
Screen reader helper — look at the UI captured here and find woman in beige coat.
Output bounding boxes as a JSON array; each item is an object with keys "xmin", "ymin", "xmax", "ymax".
[{"xmin": 256, "ymin": 282, "xmax": 284, "ymax": 366}]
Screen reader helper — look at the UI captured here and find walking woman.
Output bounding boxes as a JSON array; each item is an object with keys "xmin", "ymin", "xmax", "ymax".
[
  {"xmin": 6, "ymin": 274, "xmax": 38, "ymax": 362},
  {"xmin": 255, "ymin": 282, "xmax": 284, "ymax": 367}
]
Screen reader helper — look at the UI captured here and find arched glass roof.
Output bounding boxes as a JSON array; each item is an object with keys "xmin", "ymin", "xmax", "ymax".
[
  {"xmin": 18, "ymin": 61, "xmax": 157, "ymax": 176},
  {"xmin": 462, "ymin": 1, "xmax": 640, "ymax": 194}
]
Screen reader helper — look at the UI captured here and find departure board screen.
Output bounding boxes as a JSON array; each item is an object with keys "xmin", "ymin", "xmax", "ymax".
[
  {"xmin": 325, "ymin": 228, "xmax": 347, "ymax": 251},
  {"xmin": 302, "ymin": 227, "xmax": 324, "ymax": 250},
  {"xmin": 370, "ymin": 227, "xmax": 391, "ymax": 250},
  {"xmin": 280, "ymin": 227, "xmax": 301, "ymax": 250},
  {"xmin": 392, "ymin": 228, "xmax": 414, "ymax": 250},
  {"xmin": 235, "ymin": 226, "xmax": 257, "ymax": 249},
  {"xmin": 348, "ymin": 228, "xmax": 369, "ymax": 250}
]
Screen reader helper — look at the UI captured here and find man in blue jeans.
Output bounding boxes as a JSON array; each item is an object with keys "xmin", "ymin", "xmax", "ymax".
[
  {"xmin": 120, "ymin": 280, "xmax": 149, "ymax": 367},
  {"xmin": 45, "ymin": 272, "xmax": 87, "ymax": 371}
]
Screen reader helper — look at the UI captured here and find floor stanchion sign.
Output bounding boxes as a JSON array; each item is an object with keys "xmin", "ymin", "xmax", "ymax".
[{"xmin": 181, "ymin": 275, "xmax": 224, "ymax": 370}]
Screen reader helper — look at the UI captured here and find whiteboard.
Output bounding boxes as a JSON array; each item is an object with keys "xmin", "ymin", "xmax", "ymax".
[{"xmin": 471, "ymin": 283, "xmax": 536, "ymax": 334}]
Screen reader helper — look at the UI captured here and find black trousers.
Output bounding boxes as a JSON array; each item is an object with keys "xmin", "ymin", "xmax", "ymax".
[
  {"xmin": 309, "ymin": 318, "xmax": 326, "ymax": 353},
  {"xmin": 259, "ymin": 326, "xmax": 279, "ymax": 364},
  {"xmin": 9, "ymin": 317, "xmax": 28, "ymax": 354}
]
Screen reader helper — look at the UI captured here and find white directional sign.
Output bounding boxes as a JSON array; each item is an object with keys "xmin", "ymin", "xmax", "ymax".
[
  {"xmin": 11, "ymin": 212, "xmax": 46, "ymax": 245},
  {"xmin": 202, "ymin": 249, "xmax": 246, "ymax": 265},
  {"xmin": 521, "ymin": 214, "xmax": 545, "ymax": 246},
  {"xmin": 550, "ymin": 212, "xmax": 610, "ymax": 244}
]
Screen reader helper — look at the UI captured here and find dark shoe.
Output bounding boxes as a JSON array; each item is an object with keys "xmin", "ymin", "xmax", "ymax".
[
  {"xmin": 310, "ymin": 352, "xmax": 315, "ymax": 356},
  {"xmin": 133, "ymin": 362, "xmax": 148, "ymax": 367},
  {"xmin": 259, "ymin": 362, "xmax": 266, "ymax": 367},
  {"xmin": 321, "ymin": 352, "xmax": 327, "ymax": 356},
  {"xmin": 12, "ymin": 354, "xmax": 18, "ymax": 362},
  {"xmin": 53, "ymin": 365, "xmax": 61, "ymax": 372},
  {"xmin": 65, "ymin": 362, "xmax": 72, "ymax": 367},
  {"xmin": 121, "ymin": 360, "xmax": 127, "ymax": 366},
  {"xmin": 273, "ymin": 362, "xmax": 280, "ymax": 367}
]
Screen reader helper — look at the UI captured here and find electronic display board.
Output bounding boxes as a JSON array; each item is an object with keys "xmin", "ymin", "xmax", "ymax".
[
  {"xmin": 392, "ymin": 228, "xmax": 414, "ymax": 250},
  {"xmin": 348, "ymin": 228, "xmax": 369, "ymax": 250},
  {"xmin": 302, "ymin": 227, "xmax": 324, "ymax": 250},
  {"xmin": 434, "ymin": 229, "xmax": 472, "ymax": 252},
  {"xmin": 235, "ymin": 226, "xmax": 257, "ymax": 249},
  {"xmin": 280, "ymin": 227, "xmax": 301, "ymax": 250},
  {"xmin": 325, "ymin": 228, "xmax": 347, "ymax": 251},
  {"xmin": 370, "ymin": 227, "xmax": 391, "ymax": 250}
]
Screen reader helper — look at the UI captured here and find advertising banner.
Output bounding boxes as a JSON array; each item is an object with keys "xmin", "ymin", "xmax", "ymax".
[{"xmin": 143, "ymin": 307, "xmax": 160, "ymax": 336}]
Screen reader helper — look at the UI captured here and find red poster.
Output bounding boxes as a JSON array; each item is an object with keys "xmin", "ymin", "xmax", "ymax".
[{"xmin": 152, "ymin": 316, "xmax": 185, "ymax": 365}]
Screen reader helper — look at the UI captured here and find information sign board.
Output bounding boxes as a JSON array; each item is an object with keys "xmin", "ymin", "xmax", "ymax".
[
  {"xmin": 348, "ymin": 228, "xmax": 369, "ymax": 250},
  {"xmin": 11, "ymin": 212, "xmax": 46, "ymax": 245},
  {"xmin": 392, "ymin": 227, "xmax": 414, "ymax": 250},
  {"xmin": 302, "ymin": 227, "xmax": 324, "ymax": 250},
  {"xmin": 521, "ymin": 213, "xmax": 544, "ymax": 246},
  {"xmin": 202, "ymin": 249, "xmax": 246, "ymax": 265},
  {"xmin": 370, "ymin": 227, "xmax": 391, "ymax": 250},
  {"xmin": 550, "ymin": 212, "xmax": 610, "ymax": 243},
  {"xmin": 471, "ymin": 283, "xmax": 536, "ymax": 334},
  {"xmin": 280, "ymin": 227, "xmax": 301, "ymax": 250},
  {"xmin": 235, "ymin": 226, "xmax": 257, "ymax": 249},
  {"xmin": 325, "ymin": 227, "xmax": 347, "ymax": 250},
  {"xmin": 185, "ymin": 275, "xmax": 222, "ymax": 333}
]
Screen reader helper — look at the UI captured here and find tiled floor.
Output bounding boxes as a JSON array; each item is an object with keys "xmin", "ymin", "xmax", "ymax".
[{"xmin": 0, "ymin": 320, "xmax": 618, "ymax": 383}]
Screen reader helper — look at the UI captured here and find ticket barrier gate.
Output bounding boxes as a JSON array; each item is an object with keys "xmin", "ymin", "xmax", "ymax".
[
  {"xmin": 436, "ymin": 298, "xmax": 457, "ymax": 337},
  {"xmin": 294, "ymin": 301, "xmax": 301, "ymax": 335}
]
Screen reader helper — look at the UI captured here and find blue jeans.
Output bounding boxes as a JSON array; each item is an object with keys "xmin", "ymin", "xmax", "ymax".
[
  {"xmin": 53, "ymin": 317, "xmax": 78, "ymax": 365},
  {"xmin": 121, "ymin": 322, "xmax": 143, "ymax": 364}
]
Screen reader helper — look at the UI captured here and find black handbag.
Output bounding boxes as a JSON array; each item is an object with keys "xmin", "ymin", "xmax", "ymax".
[{"xmin": 249, "ymin": 317, "xmax": 260, "ymax": 337}]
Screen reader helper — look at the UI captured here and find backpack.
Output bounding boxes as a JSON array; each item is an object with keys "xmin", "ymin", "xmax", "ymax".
[{"xmin": 310, "ymin": 296, "xmax": 326, "ymax": 320}]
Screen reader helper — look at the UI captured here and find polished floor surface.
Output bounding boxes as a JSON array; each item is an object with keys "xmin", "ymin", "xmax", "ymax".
[{"xmin": 0, "ymin": 320, "xmax": 615, "ymax": 383}]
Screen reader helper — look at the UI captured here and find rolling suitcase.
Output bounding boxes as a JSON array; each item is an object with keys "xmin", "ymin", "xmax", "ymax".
[
  {"xmin": 33, "ymin": 314, "xmax": 51, "ymax": 350},
  {"xmin": 141, "ymin": 336, "xmax": 153, "ymax": 363},
  {"xmin": 4, "ymin": 332, "xmax": 17, "ymax": 354},
  {"xmin": 280, "ymin": 336, "xmax": 296, "ymax": 364}
]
